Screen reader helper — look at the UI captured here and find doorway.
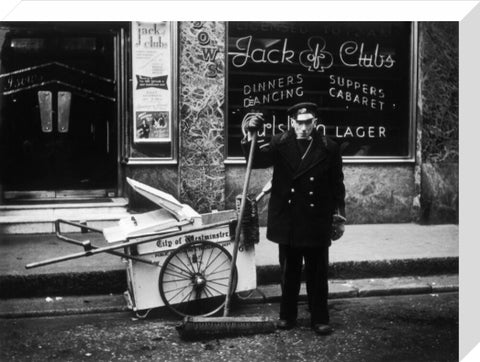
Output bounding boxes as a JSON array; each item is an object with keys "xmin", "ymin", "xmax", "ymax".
[{"xmin": 0, "ymin": 23, "xmax": 122, "ymax": 201}]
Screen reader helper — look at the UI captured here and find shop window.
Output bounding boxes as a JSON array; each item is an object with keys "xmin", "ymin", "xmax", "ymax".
[{"xmin": 226, "ymin": 22, "xmax": 417, "ymax": 163}]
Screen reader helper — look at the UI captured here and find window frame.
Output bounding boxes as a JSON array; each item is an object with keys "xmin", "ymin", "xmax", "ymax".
[
  {"xmin": 125, "ymin": 21, "xmax": 179, "ymax": 165},
  {"xmin": 224, "ymin": 21, "xmax": 418, "ymax": 164}
]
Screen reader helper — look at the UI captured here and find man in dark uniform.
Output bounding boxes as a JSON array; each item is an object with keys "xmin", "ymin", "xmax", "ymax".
[{"xmin": 242, "ymin": 102, "xmax": 346, "ymax": 335}]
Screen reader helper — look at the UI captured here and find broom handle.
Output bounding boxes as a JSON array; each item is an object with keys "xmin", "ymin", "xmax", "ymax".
[{"xmin": 223, "ymin": 132, "xmax": 257, "ymax": 317}]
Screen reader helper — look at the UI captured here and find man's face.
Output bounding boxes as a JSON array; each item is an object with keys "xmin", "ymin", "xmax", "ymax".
[{"xmin": 291, "ymin": 116, "xmax": 317, "ymax": 139}]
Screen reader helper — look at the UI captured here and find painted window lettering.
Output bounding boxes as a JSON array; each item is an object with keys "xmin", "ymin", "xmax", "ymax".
[
  {"xmin": 231, "ymin": 36, "xmax": 295, "ymax": 68},
  {"xmin": 299, "ymin": 36, "xmax": 334, "ymax": 72},
  {"xmin": 242, "ymin": 74, "xmax": 304, "ymax": 108},
  {"xmin": 339, "ymin": 41, "xmax": 396, "ymax": 68},
  {"xmin": 328, "ymin": 75, "xmax": 386, "ymax": 111}
]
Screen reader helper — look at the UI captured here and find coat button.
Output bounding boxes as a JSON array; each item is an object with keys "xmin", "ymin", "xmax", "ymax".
[
  {"xmin": 309, "ymin": 191, "xmax": 314, "ymax": 196},
  {"xmin": 288, "ymin": 200, "xmax": 291, "ymax": 204},
  {"xmin": 310, "ymin": 203, "xmax": 315, "ymax": 207},
  {"xmin": 310, "ymin": 177, "xmax": 314, "ymax": 181},
  {"xmin": 291, "ymin": 188, "xmax": 295, "ymax": 193}
]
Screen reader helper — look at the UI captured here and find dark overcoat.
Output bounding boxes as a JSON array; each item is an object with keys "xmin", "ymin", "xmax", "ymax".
[{"xmin": 243, "ymin": 128, "xmax": 346, "ymax": 248}]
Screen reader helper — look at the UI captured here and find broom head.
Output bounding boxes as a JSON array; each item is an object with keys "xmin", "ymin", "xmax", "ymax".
[{"xmin": 176, "ymin": 315, "xmax": 277, "ymax": 340}]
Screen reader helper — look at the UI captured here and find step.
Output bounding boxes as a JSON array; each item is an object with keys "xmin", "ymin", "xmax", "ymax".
[
  {"xmin": 0, "ymin": 197, "xmax": 129, "ymax": 217},
  {"xmin": 0, "ymin": 198, "xmax": 130, "ymax": 234}
]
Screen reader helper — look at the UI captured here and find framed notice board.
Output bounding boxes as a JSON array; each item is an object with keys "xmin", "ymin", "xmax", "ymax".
[
  {"xmin": 226, "ymin": 22, "xmax": 417, "ymax": 162},
  {"xmin": 127, "ymin": 21, "xmax": 178, "ymax": 164}
]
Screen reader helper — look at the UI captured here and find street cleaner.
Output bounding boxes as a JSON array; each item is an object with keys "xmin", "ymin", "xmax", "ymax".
[{"xmin": 241, "ymin": 102, "xmax": 347, "ymax": 335}]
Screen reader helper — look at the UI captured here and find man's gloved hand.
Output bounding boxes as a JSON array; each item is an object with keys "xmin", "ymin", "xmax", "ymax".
[
  {"xmin": 242, "ymin": 112, "xmax": 265, "ymax": 138},
  {"xmin": 331, "ymin": 214, "xmax": 346, "ymax": 241}
]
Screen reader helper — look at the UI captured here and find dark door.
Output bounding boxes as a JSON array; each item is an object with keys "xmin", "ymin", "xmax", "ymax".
[{"xmin": 0, "ymin": 23, "xmax": 118, "ymax": 200}]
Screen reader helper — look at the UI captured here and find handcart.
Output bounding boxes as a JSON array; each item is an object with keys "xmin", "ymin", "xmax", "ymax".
[{"xmin": 26, "ymin": 178, "xmax": 270, "ymax": 319}]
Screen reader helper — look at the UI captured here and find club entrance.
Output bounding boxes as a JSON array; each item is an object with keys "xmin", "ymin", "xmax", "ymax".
[{"xmin": 0, "ymin": 23, "xmax": 123, "ymax": 201}]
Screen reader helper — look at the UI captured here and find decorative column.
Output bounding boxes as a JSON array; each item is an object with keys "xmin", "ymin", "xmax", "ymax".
[
  {"xmin": 178, "ymin": 22, "xmax": 226, "ymax": 213},
  {"xmin": 418, "ymin": 22, "xmax": 459, "ymax": 223}
]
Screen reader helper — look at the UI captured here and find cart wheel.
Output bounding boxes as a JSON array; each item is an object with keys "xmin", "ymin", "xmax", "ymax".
[{"xmin": 159, "ymin": 240, "xmax": 237, "ymax": 317}]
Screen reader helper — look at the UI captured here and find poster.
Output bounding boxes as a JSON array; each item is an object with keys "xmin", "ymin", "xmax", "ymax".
[{"xmin": 132, "ymin": 21, "xmax": 172, "ymax": 143}]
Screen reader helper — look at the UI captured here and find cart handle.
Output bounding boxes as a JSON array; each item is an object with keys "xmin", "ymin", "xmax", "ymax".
[
  {"xmin": 26, "ymin": 218, "xmax": 235, "ymax": 269},
  {"xmin": 55, "ymin": 219, "xmax": 103, "ymax": 234},
  {"xmin": 52, "ymin": 219, "xmax": 160, "ymax": 267}
]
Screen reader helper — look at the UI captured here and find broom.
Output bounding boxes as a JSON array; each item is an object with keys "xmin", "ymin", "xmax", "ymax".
[{"xmin": 176, "ymin": 131, "xmax": 276, "ymax": 340}]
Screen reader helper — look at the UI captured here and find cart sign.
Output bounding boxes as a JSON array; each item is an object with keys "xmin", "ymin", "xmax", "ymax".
[
  {"xmin": 227, "ymin": 22, "xmax": 414, "ymax": 160},
  {"xmin": 135, "ymin": 224, "xmax": 232, "ymax": 256},
  {"xmin": 132, "ymin": 21, "xmax": 173, "ymax": 143}
]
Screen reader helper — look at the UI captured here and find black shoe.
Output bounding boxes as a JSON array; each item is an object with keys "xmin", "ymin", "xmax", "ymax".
[
  {"xmin": 277, "ymin": 319, "xmax": 296, "ymax": 330},
  {"xmin": 312, "ymin": 323, "xmax": 332, "ymax": 335}
]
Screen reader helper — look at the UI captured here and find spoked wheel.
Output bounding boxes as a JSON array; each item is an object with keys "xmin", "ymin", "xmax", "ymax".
[{"xmin": 159, "ymin": 240, "xmax": 237, "ymax": 317}]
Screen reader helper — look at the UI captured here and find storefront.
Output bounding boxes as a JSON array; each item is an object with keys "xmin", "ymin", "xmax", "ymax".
[
  {"xmin": 0, "ymin": 22, "xmax": 127, "ymax": 201},
  {"xmin": 0, "ymin": 21, "xmax": 458, "ymax": 232}
]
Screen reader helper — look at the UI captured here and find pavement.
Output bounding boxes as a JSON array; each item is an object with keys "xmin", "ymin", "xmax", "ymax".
[
  {"xmin": 0, "ymin": 274, "xmax": 458, "ymax": 319},
  {"xmin": 0, "ymin": 223, "xmax": 459, "ymax": 317}
]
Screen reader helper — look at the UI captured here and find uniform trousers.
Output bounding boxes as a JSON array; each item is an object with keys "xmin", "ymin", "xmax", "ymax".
[{"xmin": 278, "ymin": 243, "xmax": 329, "ymax": 325}]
